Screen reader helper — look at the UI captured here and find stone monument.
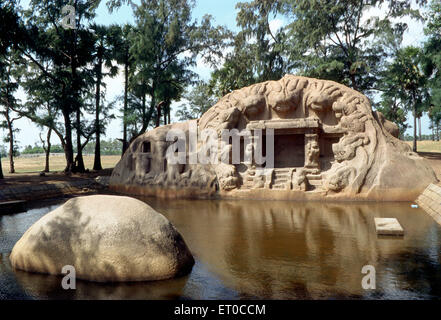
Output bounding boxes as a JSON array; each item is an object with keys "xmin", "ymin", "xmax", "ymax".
[{"xmin": 110, "ymin": 75, "xmax": 437, "ymax": 201}]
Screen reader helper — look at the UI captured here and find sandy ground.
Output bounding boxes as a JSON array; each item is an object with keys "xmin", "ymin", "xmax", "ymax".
[
  {"xmin": 405, "ymin": 140, "xmax": 441, "ymax": 153},
  {"xmin": 1, "ymin": 154, "xmax": 120, "ymax": 175},
  {"xmin": 0, "ymin": 169, "xmax": 113, "ymax": 191}
]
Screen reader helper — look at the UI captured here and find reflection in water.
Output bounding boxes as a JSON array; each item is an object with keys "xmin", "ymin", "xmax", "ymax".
[{"xmin": 1, "ymin": 198, "xmax": 441, "ymax": 299}]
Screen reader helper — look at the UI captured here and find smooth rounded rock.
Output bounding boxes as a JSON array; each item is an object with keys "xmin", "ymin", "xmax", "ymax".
[{"xmin": 10, "ymin": 195, "xmax": 194, "ymax": 282}]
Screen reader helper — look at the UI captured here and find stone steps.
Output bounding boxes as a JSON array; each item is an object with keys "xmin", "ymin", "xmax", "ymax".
[
  {"xmin": 272, "ymin": 183, "xmax": 288, "ymax": 190},
  {"xmin": 272, "ymin": 169, "xmax": 291, "ymax": 189},
  {"xmin": 306, "ymin": 173, "xmax": 323, "ymax": 187},
  {"xmin": 242, "ymin": 169, "xmax": 256, "ymax": 189}
]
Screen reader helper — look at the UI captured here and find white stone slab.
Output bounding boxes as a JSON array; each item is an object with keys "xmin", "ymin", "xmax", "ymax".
[{"xmin": 374, "ymin": 218, "xmax": 404, "ymax": 236}]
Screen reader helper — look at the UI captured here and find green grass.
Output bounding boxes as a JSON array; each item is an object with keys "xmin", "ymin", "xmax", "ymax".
[{"xmin": 1, "ymin": 154, "xmax": 120, "ymax": 174}]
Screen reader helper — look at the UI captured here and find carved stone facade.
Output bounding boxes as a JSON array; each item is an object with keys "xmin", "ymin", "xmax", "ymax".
[{"xmin": 110, "ymin": 75, "xmax": 438, "ymax": 201}]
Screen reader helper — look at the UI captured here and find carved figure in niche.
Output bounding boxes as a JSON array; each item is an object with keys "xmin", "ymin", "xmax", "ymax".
[
  {"xmin": 325, "ymin": 166, "xmax": 356, "ymax": 192},
  {"xmin": 215, "ymin": 163, "xmax": 239, "ymax": 191},
  {"xmin": 306, "ymin": 140, "xmax": 320, "ymax": 168},
  {"xmin": 332, "ymin": 94, "xmax": 368, "ymax": 133},
  {"xmin": 333, "ymin": 133, "xmax": 370, "ymax": 162},
  {"xmin": 292, "ymin": 168, "xmax": 307, "ymax": 191}
]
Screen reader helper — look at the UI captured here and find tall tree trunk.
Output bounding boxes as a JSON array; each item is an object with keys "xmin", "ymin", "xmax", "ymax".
[
  {"xmin": 413, "ymin": 101, "xmax": 417, "ymax": 153},
  {"xmin": 418, "ymin": 116, "xmax": 422, "ymax": 140},
  {"xmin": 163, "ymin": 106, "xmax": 167, "ymax": 125},
  {"xmin": 75, "ymin": 108, "xmax": 85, "ymax": 173},
  {"xmin": 139, "ymin": 83, "xmax": 156, "ymax": 135},
  {"xmin": 156, "ymin": 102, "xmax": 161, "ymax": 128},
  {"xmin": 436, "ymin": 123, "xmax": 439, "ymax": 141},
  {"xmin": 350, "ymin": 73, "xmax": 358, "ymax": 92},
  {"xmin": 62, "ymin": 109, "xmax": 74, "ymax": 173},
  {"xmin": 7, "ymin": 129, "xmax": 15, "ymax": 174},
  {"xmin": 44, "ymin": 128, "xmax": 52, "ymax": 172},
  {"xmin": 0, "ymin": 152, "xmax": 3, "ymax": 179},
  {"xmin": 5, "ymin": 109, "xmax": 15, "ymax": 173},
  {"xmin": 122, "ymin": 60, "xmax": 129, "ymax": 155},
  {"xmin": 93, "ymin": 54, "xmax": 103, "ymax": 171},
  {"xmin": 432, "ymin": 119, "xmax": 435, "ymax": 141},
  {"xmin": 70, "ymin": 21, "xmax": 85, "ymax": 173}
]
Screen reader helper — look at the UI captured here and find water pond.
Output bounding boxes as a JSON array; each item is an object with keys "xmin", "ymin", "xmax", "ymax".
[{"xmin": 1, "ymin": 197, "xmax": 441, "ymax": 299}]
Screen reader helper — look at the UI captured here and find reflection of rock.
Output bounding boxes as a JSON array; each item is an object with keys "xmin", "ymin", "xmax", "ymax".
[
  {"xmin": 10, "ymin": 195, "xmax": 194, "ymax": 282},
  {"xmin": 150, "ymin": 198, "xmax": 438, "ymax": 299},
  {"xmin": 110, "ymin": 75, "xmax": 437, "ymax": 201},
  {"xmin": 11, "ymin": 264, "xmax": 190, "ymax": 300}
]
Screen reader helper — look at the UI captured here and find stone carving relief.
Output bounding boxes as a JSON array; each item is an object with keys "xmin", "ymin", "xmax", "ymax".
[
  {"xmin": 110, "ymin": 75, "xmax": 438, "ymax": 201},
  {"xmin": 305, "ymin": 134, "xmax": 320, "ymax": 168}
]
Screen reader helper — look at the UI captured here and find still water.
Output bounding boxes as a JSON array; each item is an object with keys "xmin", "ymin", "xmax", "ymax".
[{"xmin": 1, "ymin": 197, "xmax": 441, "ymax": 300}]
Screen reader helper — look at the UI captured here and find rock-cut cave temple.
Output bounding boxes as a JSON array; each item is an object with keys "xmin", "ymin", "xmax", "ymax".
[{"xmin": 110, "ymin": 75, "xmax": 437, "ymax": 201}]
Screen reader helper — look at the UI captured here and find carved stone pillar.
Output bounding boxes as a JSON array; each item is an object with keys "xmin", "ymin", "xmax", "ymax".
[{"xmin": 305, "ymin": 133, "xmax": 320, "ymax": 169}]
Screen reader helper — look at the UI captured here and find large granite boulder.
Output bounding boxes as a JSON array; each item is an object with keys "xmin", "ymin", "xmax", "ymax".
[{"xmin": 10, "ymin": 195, "xmax": 194, "ymax": 282}]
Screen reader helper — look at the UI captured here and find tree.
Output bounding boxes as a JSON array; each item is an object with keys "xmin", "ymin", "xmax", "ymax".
[
  {"xmin": 0, "ymin": 48, "xmax": 22, "ymax": 173},
  {"xmin": 128, "ymin": 0, "xmax": 228, "ymax": 138},
  {"xmin": 208, "ymin": 32, "xmax": 259, "ymax": 97},
  {"xmin": 422, "ymin": 0, "xmax": 441, "ymax": 140},
  {"xmin": 176, "ymin": 81, "xmax": 216, "ymax": 120},
  {"xmin": 382, "ymin": 46, "xmax": 429, "ymax": 151},
  {"xmin": 0, "ymin": 152, "xmax": 3, "ymax": 179},
  {"xmin": 90, "ymin": 24, "xmax": 118, "ymax": 171},
  {"xmin": 281, "ymin": 0, "xmax": 425, "ymax": 95},
  {"xmin": 109, "ymin": 24, "xmax": 134, "ymax": 154},
  {"xmin": 39, "ymin": 128, "xmax": 52, "ymax": 172},
  {"xmin": 0, "ymin": 0, "xmax": 22, "ymax": 175},
  {"xmin": 209, "ymin": 0, "xmax": 285, "ymax": 96},
  {"xmin": 19, "ymin": 0, "xmax": 100, "ymax": 173},
  {"xmin": 236, "ymin": 0, "xmax": 288, "ymax": 82},
  {"xmin": 17, "ymin": 62, "xmax": 65, "ymax": 174}
]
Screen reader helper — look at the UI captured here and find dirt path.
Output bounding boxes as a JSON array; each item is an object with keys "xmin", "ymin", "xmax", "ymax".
[{"xmin": 0, "ymin": 168, "xmax": 113, "ymax": 191}]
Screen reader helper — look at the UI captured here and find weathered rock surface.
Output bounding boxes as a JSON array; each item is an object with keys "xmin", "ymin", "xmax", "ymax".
[
  {"xmin": 110, "ymin": 75, "xmax": 437, "ymax": 201},
  {"xmin": 10, "ymin": 195, "xmax": 194, "ymax": 282}
]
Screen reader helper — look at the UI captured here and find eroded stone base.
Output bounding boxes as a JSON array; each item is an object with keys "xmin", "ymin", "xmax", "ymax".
[{"xmin": 110, "ymin": 184, "xmax": 427, "ymax": 202}]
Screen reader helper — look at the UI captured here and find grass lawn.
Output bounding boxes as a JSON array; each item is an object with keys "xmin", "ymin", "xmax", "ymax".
[
  {"xmin": 1, "ymin": 154, "xmax": 120, "ymax": 174},
  {"xmin": 405, "ymin": 140, "xmax": 441, "ymax": 153}
]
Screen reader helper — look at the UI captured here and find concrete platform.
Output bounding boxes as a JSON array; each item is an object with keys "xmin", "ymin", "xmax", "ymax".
[{"xmin": 374, "ymin": 218, "xmax": 404, "ymax": 236}]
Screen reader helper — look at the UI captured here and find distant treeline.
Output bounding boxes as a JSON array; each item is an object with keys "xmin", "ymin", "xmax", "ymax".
[
  {"xmin": 20, "ymin": 139, "xmax": 122, "ymax": 156},
  {"xmin": 403, "ymin": 135, "xmax": 440, "ymax": 142}
]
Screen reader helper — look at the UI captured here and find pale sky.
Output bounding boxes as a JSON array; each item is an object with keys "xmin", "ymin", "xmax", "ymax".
[{"xmin": 1, "ymin": 0, "xmax": 433, "ymax": 150}]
